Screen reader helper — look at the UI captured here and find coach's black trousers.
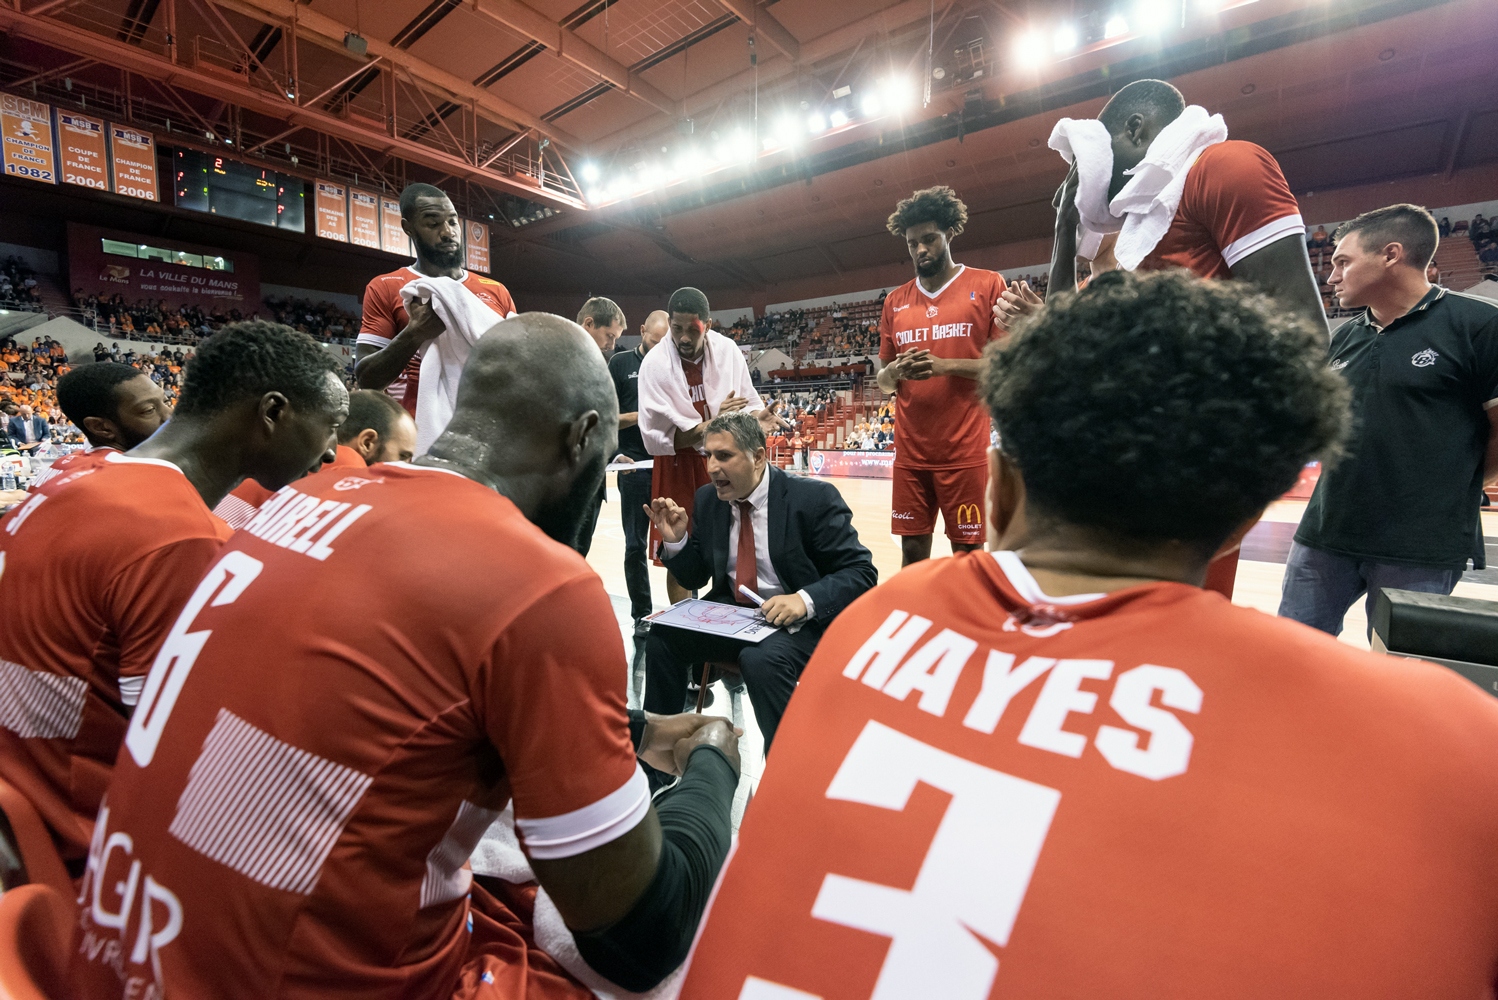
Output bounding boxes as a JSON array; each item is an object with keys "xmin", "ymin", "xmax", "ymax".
[{"xmin": 643, "ymin": 616, "xmax": 824, "ymax": 751}]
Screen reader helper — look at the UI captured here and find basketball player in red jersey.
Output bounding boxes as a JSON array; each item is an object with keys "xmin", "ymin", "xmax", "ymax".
[
  {"xmin": 878, "ymin": 186, "xmax": 1007, "ymax": 566},
  {"xmin": 0, "ymin": 322, "xmax": 347, "ymax": 866},
  {"xmin": 72, "ymin": 315, "xmax": 738, "ymax": 1000},
  {"xmin": 214, "ymin": 388, "xmax": 417, "ymax": 528},
  {"xmin": 680, "ymin": 270, "xmax": 1498, "ymax": 1000},
  {"xmin": 24, "ymin": 362, "xmax": 172, "ymax": 492},
  {"xmin": 1002, "ymin": 80, "xmax": 1324, "ymax": 597},
  {"xmin": 355, "ymin": 182, "xmax": 517, "ymax": 416}
]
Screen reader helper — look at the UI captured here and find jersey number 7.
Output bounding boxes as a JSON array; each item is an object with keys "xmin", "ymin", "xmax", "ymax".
[{"xmin": 745, "ymin": 720, "xmax": 1061, "ymax": 1000}]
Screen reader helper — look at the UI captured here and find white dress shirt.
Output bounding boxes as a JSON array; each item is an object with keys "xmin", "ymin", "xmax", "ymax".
[{"xmin": 663, "ymin": 468, "xmax": 816, "ymax": 616}]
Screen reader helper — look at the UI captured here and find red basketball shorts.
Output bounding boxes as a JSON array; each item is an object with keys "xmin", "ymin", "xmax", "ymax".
[
  {"xmin": 891, "ymin": 463, "xmax": 987, "ymax": 545},
  {"xmin": 649, "ymin": 449, "xmax": 710, "ymax": 566}
]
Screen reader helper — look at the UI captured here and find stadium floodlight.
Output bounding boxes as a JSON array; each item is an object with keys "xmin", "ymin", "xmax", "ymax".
[
  {"xmin": 860, "ymin": 92, "xmax": 884, "ymax": 117},
  {"xmin": 881, "ymin": 76, "xmax": 917, "ymax": 112},
  {"xmin": 579, "ymin": 162, "xmax": 601, "ymax": 183},
  {"xmin": 1013, "ymin": 31, "xmax": 1047, "ymax": 69},
  {"xmin": 1053, "ymin": 23, "xmax": 1080, "ymax": 53},
  {"xmin": 1105, "ymin": 14, "xmax": 1131, "ymax": 36},
  {"xmin": 807, "ymin": 112, "xmax": 828, "ymax": 134},
  {"xmin": 829, "ymin": 109, "xmax": 850, "ymax": 129},
  {"xmin": 775, "ymin": 115, "xmax": 802, "ymax": 148},
  {"xmin": 730, "ymin": 129, "xmax": 754, "ymax": 161},
  {"xmin": 1135, "ymin": 0, "xmax": 1176, "ymax": 32}
]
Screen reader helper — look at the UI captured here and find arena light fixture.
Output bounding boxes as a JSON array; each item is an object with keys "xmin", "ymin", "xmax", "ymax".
[
  {"xmin": 1104, "ymin": 14, "xmax": 1131, "ymax": 36},
  {"xmin": 880, "ymin": 76, "xmax": 918, "ymax": 113},
  {"xmin": 1134, "ymin": 0, "xmax": 1177, "ymax": 33},
  {"xmin": 860, "ymin": 92, "xmax": 884, "ymax": 117},
  {"xmin": 829, "ymin": 109, "xmax": 850, "ymax": 129},
  {"xmin": 807, "ymin": 112, "xmax": 828, "ymax": 134},
  {"xmin": 1053, "ymin": 23, "xmax": 1080, "ymax": 53},
  {"xmin": 1013, "ymin": 31, "xmax": 1048, "ymax": 69},
  {"xmin": 579, "ymin": 162, "xmax": 601, "ymax": 183}
]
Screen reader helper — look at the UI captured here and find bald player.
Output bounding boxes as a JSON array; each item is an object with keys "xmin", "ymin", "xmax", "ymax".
[
  {"xmin": 73, "ymin": 314, "xmax": 740, "ymax": 999},
  {"xmin": 213, "ymin": 388, "xmax": 417, "ymax": 528},
  {"xmin": 0, "ymin": 321, "xmax": 346, "ymax": 865},
  {"xmin": 1001, "ymin": 79, "xmax": 1323, "ymax": 598}
]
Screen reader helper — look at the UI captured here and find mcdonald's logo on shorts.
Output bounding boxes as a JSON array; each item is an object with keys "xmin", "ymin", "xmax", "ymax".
[{"xmin": 955, "ymin": 503, "xmax": 983, "ymax": 526}]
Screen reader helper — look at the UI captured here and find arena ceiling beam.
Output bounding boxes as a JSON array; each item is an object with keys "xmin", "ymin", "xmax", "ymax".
[
  {"xmin": 0, "ymin": 3, "xmax": 587, "ymax": 209},
  {"xmin": 467, "ymin": 0, "xmax": 681, "ymax": 118},
  {"xmin": 713, "ymin": 0, "xmax": 800, "ymax": 63},
  {"xmin": 207, "ymin": 0, "xmax": 585, "ymax": 152},
  {"xmin": 595, "ymin": 0, "xmax": 933, "ymax": 151}
]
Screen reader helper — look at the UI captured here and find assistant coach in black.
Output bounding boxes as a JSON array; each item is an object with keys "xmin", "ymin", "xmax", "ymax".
[
  {"xmin": 1280, "ymin": 203, "xmax": 1498, "ymax": 636},
  {"xmin": 643, "ymin": 411, "xmax": 877, "ymax": 748},
  {"xmin": 609, "ymin": 309, "xmax": 669, "ymax": 634}
]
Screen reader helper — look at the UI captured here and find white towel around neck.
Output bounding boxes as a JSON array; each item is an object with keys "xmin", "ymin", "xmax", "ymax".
[
  {"xmin": 399, "ymin": 274, "xmax": 503, "ymax": 456},
  {"xmin": 636, "ymin": 328, "xmax": 762, "ymax": 457},
  {"xmin": 1049, "ymin": 105, "xmax": 1228, "ymax": 271}
]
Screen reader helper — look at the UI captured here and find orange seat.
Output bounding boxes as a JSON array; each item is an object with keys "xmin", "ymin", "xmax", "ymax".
[
  {"xmin": 0, "ymin": 884, "xmax": 74, "ymax": 1000},
  {"xmin": 0, "ymin": 780, "xmax": 72, "ymax": 900}
]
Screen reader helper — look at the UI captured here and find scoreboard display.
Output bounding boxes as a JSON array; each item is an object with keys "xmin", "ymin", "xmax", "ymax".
[{"xmin": 174, "ymin": 148, "xmax": 304, "ymax": 232}]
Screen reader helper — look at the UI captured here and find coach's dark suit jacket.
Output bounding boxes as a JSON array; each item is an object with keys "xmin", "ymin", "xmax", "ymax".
[{"xmin": 662, "ymin": 465, "xmax": 877, "ymax": 624}]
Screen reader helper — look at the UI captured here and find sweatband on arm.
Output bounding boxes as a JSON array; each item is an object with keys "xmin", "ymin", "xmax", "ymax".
[
  {"xmin": 572, "ymin": 745, "xmax": 737, "ymax": 992},
  {"xmin": 628, "ymin": 709, "xmax": 648, "ymax": 753}
]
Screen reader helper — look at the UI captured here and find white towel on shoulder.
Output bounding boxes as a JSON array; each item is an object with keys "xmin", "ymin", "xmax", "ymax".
[
  {"xmin": 1049, "ymin": 105, "xmax": 1228, "ymax": 271},
  {"xmin": 637, "ymin": 329, "xmax": 762, "ymax": 457},
  {"xmin": 399, "ymin": 275, "xmax": 504, "ymax": 457},
  {"xmin": 470, "ymin": 806, "xmax": 684, "ymax": 1000}
]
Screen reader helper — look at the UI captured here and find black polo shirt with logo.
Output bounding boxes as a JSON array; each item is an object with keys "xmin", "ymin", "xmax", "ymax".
[
  {"xmin": 608, "ymin": 344, "xmax": 651, "ymax": 462},
  {"xmin": 1296, "ymin": 286, "xmax": 1498, "ymax": 569}
]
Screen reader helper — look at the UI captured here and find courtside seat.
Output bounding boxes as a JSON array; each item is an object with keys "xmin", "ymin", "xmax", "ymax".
[
  {"xmin": 0, "ymin": 780, "xmax": 72, "ymax": 899},
  {"xmin": 0, "ymin": 884, "xmax": 74, "ymax": 1000}
]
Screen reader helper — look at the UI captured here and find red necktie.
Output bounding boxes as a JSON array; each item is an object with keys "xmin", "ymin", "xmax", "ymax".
[{"xmin": 735, "ymin": 499, "xmax": 757, "ymax": 604}]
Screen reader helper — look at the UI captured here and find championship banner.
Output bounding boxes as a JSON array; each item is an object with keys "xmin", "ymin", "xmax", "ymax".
[
  {"xmin": 57, "ymin": 111, "xmax": 108, "ymax": 191},
  {"xmin": 1, "ymin": 95, "xmax": 56, "ymax": 184},
  {"xmin": 806, "ymin": 450, "xmax": 895, "ymax": 480},
  {"xmin": 380, "ymin": 196, "xmax": 411, "ymax": 256},
  {"xmin": 465, "ymin": 218, "xmax": 490, "ymax": 274},
  {"xmin": 109, "ymin": 124, "xmax": 158, "ymax": 201},
  {"xmin": 348, "ymin": 188, "xmax": 380, "ymax": 248},
  {"xmin": 314, "ymin": 181, "xmax": 348, "ymax": 242}
]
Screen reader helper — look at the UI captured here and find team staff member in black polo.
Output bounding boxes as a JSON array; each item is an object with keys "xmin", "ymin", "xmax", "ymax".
[
  {"xmin": 1280, "ymin": 203, "xmax": 1498, "ymax": 635},
  {"xmin": 610, "ymin": 310, "xmax": 670, "ymax": 634}
]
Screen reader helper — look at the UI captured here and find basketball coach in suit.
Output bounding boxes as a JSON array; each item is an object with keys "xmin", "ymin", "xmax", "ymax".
[{"xmin": 643, "ymin": 411, "xmax": 877, "ymax": 749}]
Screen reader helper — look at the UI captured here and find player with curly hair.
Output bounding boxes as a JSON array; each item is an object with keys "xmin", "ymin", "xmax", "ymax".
[
  {"xmin": 0, "ymin": 320, "xmax": 348, "ymax": 864},
  {"xmin": 877, "ymin": 185, "xmax": 1008, "ymax": 565},
  {"xmin": 680, "ymin": 268, "xmax": 1498, "ymax": 999}
]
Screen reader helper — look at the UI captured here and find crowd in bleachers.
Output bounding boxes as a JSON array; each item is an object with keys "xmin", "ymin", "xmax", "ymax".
[
  {"xmin": 1446, "ymin": 213, "xmax": 1498, "ymax": 268},
  {"xmin": 0, "ymin": 257, "xmax": 44, "ymax": 313},
  {"xmin": 71, "ymin": 291, "xmax": 360, "ymax": 347},
  {"xmin": 760, "ymin": 388, "xmax": 895, "ymax": 455},
  {"xmin": 0, "ymin": 335, "xmax": 80, "ymax": 448}
]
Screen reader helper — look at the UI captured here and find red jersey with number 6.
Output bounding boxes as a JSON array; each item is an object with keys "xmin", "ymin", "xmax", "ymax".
[
  {"xmin": 879, "ymin": 265, "xmax": 1006, "ymax": 469},
  {"xmin": 678, "ymin": 550, "xmax": 1498, "ymax": 1000},
  {"xmin": 70, "ymin": 462, "xmax": 644, "ymax": 1000},
  {"xmin": 358, "ymin": 267, "xmax": 517, "ymax": 414}
]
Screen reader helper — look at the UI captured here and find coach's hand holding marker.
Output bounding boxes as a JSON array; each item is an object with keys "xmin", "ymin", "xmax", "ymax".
[{"xmin": 740, "ymin": 584, "xmax": 807, "ymax": 631}]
